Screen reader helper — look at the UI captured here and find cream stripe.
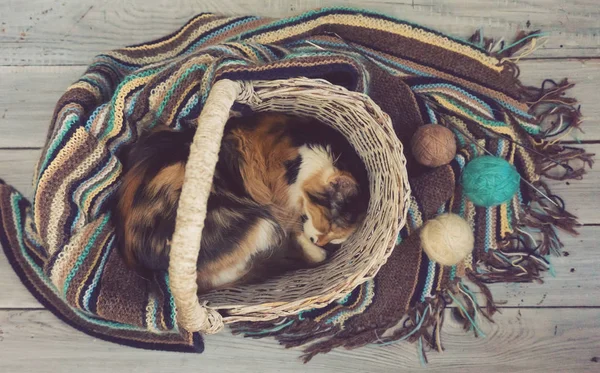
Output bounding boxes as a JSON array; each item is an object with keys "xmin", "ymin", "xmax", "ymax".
[
  {"xmin": 250, "ymin": 14, "xmax": 502, "ymax": 72},
  {"xmin": 34, "ymin": 113, "xmax": 81, "ymax": 233},
  {"xmin": 148, "ymin": 54, "xmax": 215, "ymax": 115},
  {"xmin": 123, "ymin": 14, "xmax": 217, "ymax": 51},
  {"xmin": 107, "ymin": 18, "xmax": 240, "ymax": 65},
  {"xmin": 90, "ymin": 105, "xmax": 110, "ymax": 137},
  {"xmin": 46, "ymin": 128, "xmax": 106, "ymax": 251},
  {"xmin": 145, "ymin": 295, "xmax": 159, "ymax": 333},
  {"xmin": 49, "ymin": 227, "xmax": 89, "ymax": 291},
  {"xmin": 72, "ymin": 156, "xmax": 120, "ymax": 230},
  {"xmin": 70, "ymin": 81, "xmax": 102, "ymax": 101},
  {"xmin": 436, "ymin": 97, "xmax": 516, "ymax": 136},
  {"xmin": 106, "ymin": 75, "xmax": 154, "ymax": 141}
]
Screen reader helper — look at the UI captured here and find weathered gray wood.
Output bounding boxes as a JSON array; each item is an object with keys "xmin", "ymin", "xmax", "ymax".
[
  {"xmin": 0, "ymin": 253, "xmax": 39, "ymax": 308},
  {"xmin": 518, "ymin": 58, "xmax": 600, "ymax": 143},
  {"xmin": 0, "ymin": 0, "xmax": 598, "ymax": 66},
  {"xmin": 0, "ymin": 66, "xmax": 85, "ymax": 148},
  {"xmin": 546, "ymin": 144, "xmax": 600, "ymax": 226},
  {"xmin": 1, "ymin": 144, "xmax": 597, "ymax": 223},
  {"xmin": 0, "ymin": 308, "xmax": 598, "ymax": 372},
  {"xmin": 0, "ymin": 1, "xmax": 598, "ymax": 371},
  {"xmin": 0, "ymin": 150, "xmax": 39, "ymax": 199},
  {"xmin": 1, "ymin": 219, "xmax": 598, "ymax": 309},
  {"xmin": 485, "ymin": 226, "xmax": 600, "ymax": 308},
  {"xmin": 1, "ymin": 59, "xmax": 600, "ymax": 148}
]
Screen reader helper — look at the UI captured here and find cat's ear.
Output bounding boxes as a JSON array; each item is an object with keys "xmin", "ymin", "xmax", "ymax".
[{"xmin": 327, "ymin": 173, "xmax": 359, "ymax": 210}]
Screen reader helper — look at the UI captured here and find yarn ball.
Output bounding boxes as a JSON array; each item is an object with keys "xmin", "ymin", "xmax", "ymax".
[
  {"xmin": 420, "ymin": 213, "xmax": 474, "ymax": 266},
  {"xmin": 461, "ymin": 156, "xmax": 520, "ymax": 207},
  {"xmin": 411, "ymin": 124, "xmax": 457, "ymax": 167}
]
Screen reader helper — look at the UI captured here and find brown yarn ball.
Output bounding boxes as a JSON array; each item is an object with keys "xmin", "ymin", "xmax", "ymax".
[{"xmin": 411, "ymin": 124, "xmax": 457, "ymax": 167}]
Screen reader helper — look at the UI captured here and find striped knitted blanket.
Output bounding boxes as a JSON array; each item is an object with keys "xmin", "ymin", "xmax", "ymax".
[{"xmin": 0, "ymin": 7, "xmax": 590, "ymax": 359}]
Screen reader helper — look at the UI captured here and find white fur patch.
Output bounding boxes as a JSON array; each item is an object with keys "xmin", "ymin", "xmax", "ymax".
[
  {"xmin": 303, "ymin": 212, "xmax": 322, "ymax": 244},
  {"xmin": 251, "ymin": 219, "xmax": 280, "ymax": 254},
  {"xmin": 330, "ymin": 237, "xmax": 348, "ymax": 245},
  {"xmin": 288, "ymin": 144, "xmax": 336, "ymax": 209},
  {"xmin": 210, "ymin": 219, "xmax": 279, "ymax": 287},
  {"xmin": 211, "ymin": 261, "xmax": 248, "ymax": 287}
]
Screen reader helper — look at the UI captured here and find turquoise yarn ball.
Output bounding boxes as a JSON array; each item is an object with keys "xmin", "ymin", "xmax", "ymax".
[{"xmin": 461, "ymin": 156, "xmax": 520, "ymax": 207}]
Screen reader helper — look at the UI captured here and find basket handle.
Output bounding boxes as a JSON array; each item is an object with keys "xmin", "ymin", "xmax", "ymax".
[{"xmin": 168, "ymin": 79, "xmax": 241, "ymax": 334}]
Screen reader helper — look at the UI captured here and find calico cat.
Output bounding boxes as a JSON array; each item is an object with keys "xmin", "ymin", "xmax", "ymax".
[{"xmin": 113, "ymin": 113, "xmax": 368, "ymax": 293}]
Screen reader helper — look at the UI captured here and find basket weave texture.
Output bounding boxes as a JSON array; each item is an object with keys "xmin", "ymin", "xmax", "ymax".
[{"xmin": 169, "ymin": 78, "xmax": 410, "ymax": 333}]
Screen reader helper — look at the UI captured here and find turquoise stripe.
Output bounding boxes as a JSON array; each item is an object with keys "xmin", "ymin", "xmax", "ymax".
[
  {"xmin": 63, "ymin": 214, "xmax": 110, "ymax": 294},
  {"xmin": 164, "ymin": 273, "xmax": 178, "ymax": 331},
  {"xmin": 413, "ymin": 83, "xmax": 494, "ymax": 117},
  {"xmin": 154, "ymin": 64, "xmax": 208, "ymax": 124},
  {"xmin": 288, "ymin": 40, "xmax": 435, "ymax": 78},
  {"xmin": 420, "ymin": 259, "xmax": 436, "ymax": 302},
  {"xmin": 85, "ymin": 103, "xmax": 108, "ymax": 131},
  {"xmin": 9, "ymin": 194, "xmax": 155, "ymax": 332},
  {"xmin": 103, "ymin": 68, "xmax": 159, "ymax": 140},
  {"xmin": 326, "ymin": 280, "xmax": 374, "ymax": 325},
  {"xmin": 70, "ymin": 158, "xmax": 118, "ymax": 232},
  {"xmin": 182, "ymin": 17, "xmax": 260, "ymax": 56},
  {"xmin": 82, "ymin": 235, "xmax": 114, "ymax": 312},
  {"xmin": 37, "ymin": 114, "xmax": 80, "ymax": 181}
]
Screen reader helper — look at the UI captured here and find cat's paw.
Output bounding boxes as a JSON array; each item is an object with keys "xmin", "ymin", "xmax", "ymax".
[
  {"xmin": 297, "ymin": 235, "xmax": 328, "ymax": 264},
  {"xmin": 305, "ymin": 244, "xmax": 327, "ymax": 264}
]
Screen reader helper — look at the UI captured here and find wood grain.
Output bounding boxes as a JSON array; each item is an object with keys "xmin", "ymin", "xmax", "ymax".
[
  {"xmin": 1, "ymin": 59, "xmax": 600, "ymax": 148},
  {"xmin": 485, "ymin": 226, "xmax": 600, "ymax": 308},
  {"xmin": 0, "ymin": 1, "xmax": 599, "ymax": 370},
  {"xmin": 0, "ymin": 0, "xmax": 599, "ymax": 66},
  {"xmin": 0, "ymin": 66, "xmax": 85, "ymax": 148},
  {"xmin": 1, "ymin": 223, "xmax": 598, "ymax": 309},
  {"xmin": 0, "ymin": 150, "xmax": 39, "ymax": 199},
  {"xmin": 1, "ymin": 143, "xmax": 597, "ymax": 223},
  {"xmin": 0, "ymin": 308, "xmax": 598, "ymax": 372}
]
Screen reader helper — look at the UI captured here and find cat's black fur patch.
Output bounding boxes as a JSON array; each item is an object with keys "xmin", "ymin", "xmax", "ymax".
[{"xmin": 284, "ymin": 155, "xmax": 302, "ymax": 185}]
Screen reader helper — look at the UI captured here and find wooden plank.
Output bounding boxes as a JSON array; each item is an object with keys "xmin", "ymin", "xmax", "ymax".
[
  {"xmin": 518, "ymin": 58, "xmax": 600, "ymax": 142},
  {"xmin": 0, "ymin": 0, "xmax": 599, "ymax": 66},
  {"xmin": 0, "ymin": 149, "xmax": 39, "ymax": 199},
  {"xmin": 0, "ymin": 145, "xmax": 597, "ymax": 308},
  {"xmin": 485, "ymin": 226, "xmax": 600, "ymax": 307},
  {"xmin": 0, "ymin": 66, "xmax": 84, "ymax": 148},
  {"xmin": 0, "ymin": 308, "xmax": 598, "ymax": 372},
  {"xmin": 1, "ymin": 143, "xmax": 598, "ymax": 222},
  {"xmin": 546, "ymin": 144, "xmax": 600, "ymax": 226},
  {"xmin": 1, "ymin": 59, "xmax": 600, "ymax": 148},
  {"xmin": 0, "ymin": 219, "xmax": 598, "ymax": 309},
  {"xmin": 0, "ymin": 253, "xmax": 38, "ymax": 308}
]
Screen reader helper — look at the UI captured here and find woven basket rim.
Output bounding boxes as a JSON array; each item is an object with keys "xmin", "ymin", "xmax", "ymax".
[{"xmin": 168, "ymin": 78, "xmax": 410, "ymax": 334}]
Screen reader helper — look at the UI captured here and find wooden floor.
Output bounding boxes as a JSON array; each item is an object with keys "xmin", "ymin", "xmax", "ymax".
[{"xmin": 1, "ymin": 1, "xmax": 599, "ymax": 372}]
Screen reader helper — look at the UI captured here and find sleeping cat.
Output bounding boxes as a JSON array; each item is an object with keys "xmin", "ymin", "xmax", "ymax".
[{"xmin": 113, "ymin": 113, "xmax": 368, "ymax": 293}]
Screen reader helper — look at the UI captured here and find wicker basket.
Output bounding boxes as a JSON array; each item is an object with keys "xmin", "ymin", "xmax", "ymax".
[{"xmin": 168, "ymin": 78, "xmax": 410, "ymax": 334}]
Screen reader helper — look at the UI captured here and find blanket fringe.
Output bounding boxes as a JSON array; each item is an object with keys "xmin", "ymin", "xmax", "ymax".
[{"xmin": 227, "ymin": 27, "xmax": 593, "ymax": 365}]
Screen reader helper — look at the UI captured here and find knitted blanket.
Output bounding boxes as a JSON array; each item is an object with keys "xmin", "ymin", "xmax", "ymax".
[{"xmin": 0, "ymin": 7, "xmax": 590, "ymax": 358}]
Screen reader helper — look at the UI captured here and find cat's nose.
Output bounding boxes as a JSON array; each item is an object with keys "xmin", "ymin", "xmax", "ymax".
[
  {"xmin": 316, "ymin": 237, "xmax": 329, "ymax": 247},
  {"xmin": 310, "ymin": 237, "xmax": 316, "ymax": 243}
]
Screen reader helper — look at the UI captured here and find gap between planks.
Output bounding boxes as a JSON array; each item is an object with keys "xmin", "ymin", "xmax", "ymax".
[
  {"xmin": 1, "ymin": 144, "xmax": 598, "ymax": 224},
  {"xmin": 1, "ymin": 58, "xmax": 600, "ymax": 148},
  {"xmin": 0, "ymin": 308, "xmax": 598, "ymax": 372},
  {"xmin": 1, "ymin": 224, "xmax": 598, "ymax": 309},
  {"xmin": 0, "ymin": 0, "xmax": 599, "ymax": 65}
]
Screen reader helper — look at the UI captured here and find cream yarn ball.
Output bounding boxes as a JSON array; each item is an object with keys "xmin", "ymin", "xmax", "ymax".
[{"xmin": 420, "ymin": 213, "xmax": 474, "ymax": 266}]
